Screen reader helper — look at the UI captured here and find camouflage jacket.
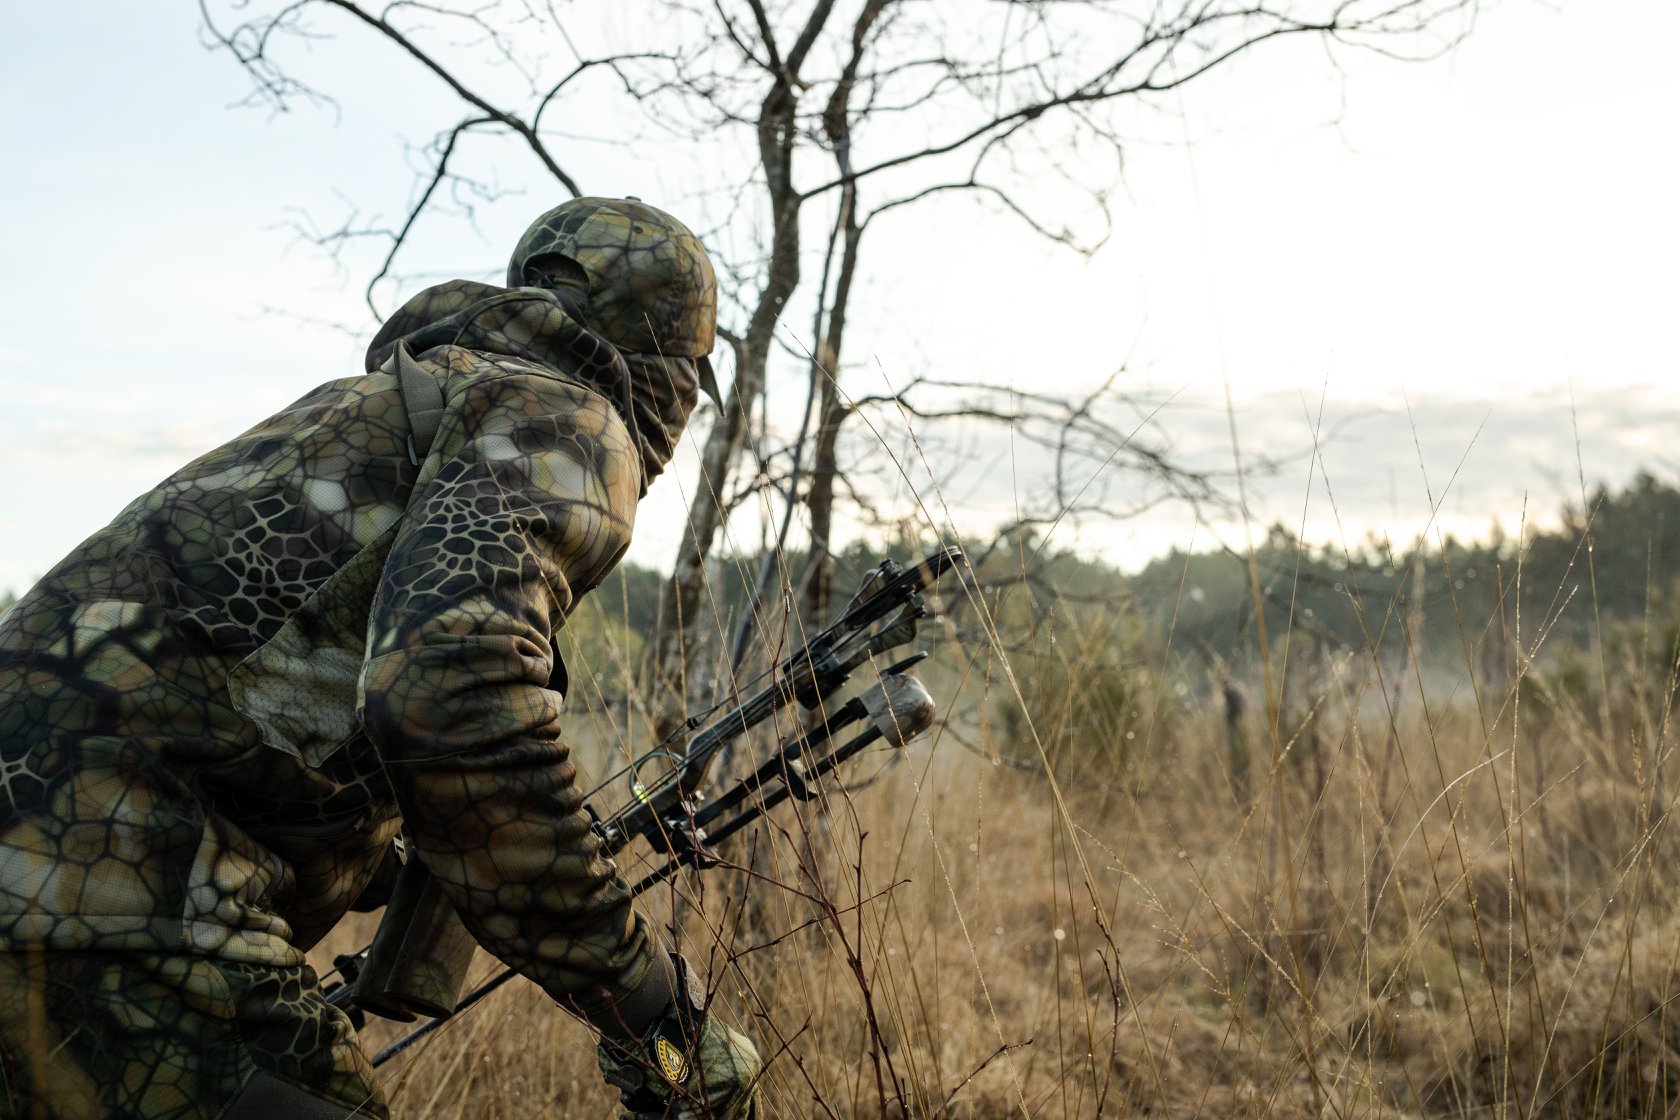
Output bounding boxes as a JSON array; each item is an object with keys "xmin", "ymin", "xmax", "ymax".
[{"xmin": 0, "ymin": 280, "xmax": 699, "ymax": 1025}]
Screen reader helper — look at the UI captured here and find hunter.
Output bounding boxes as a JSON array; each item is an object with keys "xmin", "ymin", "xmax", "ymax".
[{"xmin": 0, "ymin": 198, "xmax": 759, "ymax": 1119}]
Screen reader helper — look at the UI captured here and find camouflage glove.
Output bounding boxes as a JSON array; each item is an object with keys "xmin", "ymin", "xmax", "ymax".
[{"xmin": 596, "ymin": 955, "xmax": 760, "ymax": 1120}]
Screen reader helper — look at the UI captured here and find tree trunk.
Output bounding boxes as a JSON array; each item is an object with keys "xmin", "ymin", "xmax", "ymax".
[
  {"xmin": 645, "ymin": 80, "xmax": 805, "ymax": 735},
  {"xmin": 802, "ymin": 0, "xmax": 885, "ymax": 629},
  {"xmin": 801, "ymin": 216, "xmax": 862, "ymax": 629}
]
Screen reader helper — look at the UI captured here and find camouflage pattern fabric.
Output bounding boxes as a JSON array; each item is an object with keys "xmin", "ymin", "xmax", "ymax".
[
  {"xmin": 0, "ymin": 950, "xmax": 380, "ymax": 1118},
  {"xmin": 366, "ymin": 277, "xmax": 702, "ymax": 491},
  {"xmin": 0, "ymin": 266, "xmax": 703, "ymax": 1043}
]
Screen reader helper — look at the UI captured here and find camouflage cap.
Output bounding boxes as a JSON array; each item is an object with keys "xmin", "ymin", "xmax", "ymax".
[{"xmin": 507, "ymin": 197, "xmax": 717, "ymax": 361}]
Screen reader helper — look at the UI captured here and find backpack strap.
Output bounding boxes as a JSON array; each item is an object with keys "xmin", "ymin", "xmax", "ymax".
[{"xmin": 387, "ymin": 339, "xmax": 444, "ymax": 466}]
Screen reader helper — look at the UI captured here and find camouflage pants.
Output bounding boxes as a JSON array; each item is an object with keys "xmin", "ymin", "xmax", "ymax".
[{"xmin": 0, "ymin": 951, "xmax": 385, "ymax": 1119}]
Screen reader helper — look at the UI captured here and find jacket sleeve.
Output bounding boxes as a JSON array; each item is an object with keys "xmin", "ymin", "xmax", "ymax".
[{"xmin": 358, "ymin": 358, "xmax": 675, "ymax": 1037}]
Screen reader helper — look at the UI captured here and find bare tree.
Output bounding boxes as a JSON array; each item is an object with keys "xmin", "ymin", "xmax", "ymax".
[{"xmin": 201, "ymin": 0, "xmax": 1479, "ymax": 726}]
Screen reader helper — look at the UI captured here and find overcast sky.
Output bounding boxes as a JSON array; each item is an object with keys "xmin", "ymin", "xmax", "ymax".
[{"xmin": 3, "ymin": 2, "xmax": 1678, "ymax": 596}]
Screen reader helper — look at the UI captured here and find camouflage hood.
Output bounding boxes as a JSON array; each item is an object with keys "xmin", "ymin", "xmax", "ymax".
[{"xmin": 365, "ymin": 279, "xmax": 698, "ymax": 489}]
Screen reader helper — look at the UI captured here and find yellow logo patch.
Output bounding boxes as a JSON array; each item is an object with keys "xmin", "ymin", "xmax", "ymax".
[{"xmin": 656, "ymin": 1037, "xmax": 690, "ymax": 1084}]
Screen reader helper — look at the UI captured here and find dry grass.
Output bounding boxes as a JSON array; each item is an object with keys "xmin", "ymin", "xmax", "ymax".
[{"xmin": 312, "ymin": 563, "xmax": 1680, "ymax": 1118}]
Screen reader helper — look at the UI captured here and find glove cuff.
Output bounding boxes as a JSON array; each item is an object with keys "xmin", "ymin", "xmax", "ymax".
[
  {"xmin": 596, "ymin": 957, "xmax": 760, "ymax": 1120},
  {"xmin": 595, "ymin": 953, "xmax": 707, "ymax": 1114},
  {"xmin": 572, "ymin": 943, "xmax": 679, "ymax": 1042}
]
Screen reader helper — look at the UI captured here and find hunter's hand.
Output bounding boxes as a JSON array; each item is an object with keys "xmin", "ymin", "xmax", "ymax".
[{"xmin": 596, "ymin": 957, "xmax": 760, "ymax": 1120}]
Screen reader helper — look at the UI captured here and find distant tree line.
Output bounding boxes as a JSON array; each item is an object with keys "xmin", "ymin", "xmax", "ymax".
[
  {"xmin": 1127, "ymin": 470, "xmax": 1680, "ymax": 666},
  {"xmin": 558, "ymin": 471, "xmax": 1680, "ymax": 686}
]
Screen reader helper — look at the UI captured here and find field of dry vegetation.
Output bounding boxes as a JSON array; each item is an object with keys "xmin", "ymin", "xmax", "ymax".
[{"xmin": 313, "ymin": 544, "xmax": 1680, "ymax": 1118}]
